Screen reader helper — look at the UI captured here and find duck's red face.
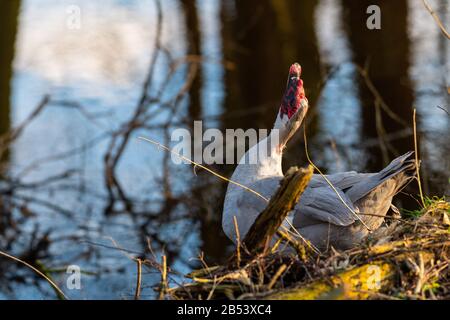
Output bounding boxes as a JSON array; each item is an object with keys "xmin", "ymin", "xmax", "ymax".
[{"xmin": 280, "ymin": 63, "xmax": 307, "ymax": 119}]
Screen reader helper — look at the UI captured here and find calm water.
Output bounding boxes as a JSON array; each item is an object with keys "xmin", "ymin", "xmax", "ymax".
[{"xmin": 0, "ymin": 0, "xmax": 448, "ymax": 299}]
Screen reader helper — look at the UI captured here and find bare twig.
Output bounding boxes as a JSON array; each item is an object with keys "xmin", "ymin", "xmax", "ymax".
[
  {"xmin": 0, "ymin": 250, "xmax": 68, "ymax": 300},
  {"xmin": 413, "ymin": 109, "xmax": 425, "ymax": 207},
  {"xmin": 422, "ymin": 0, "xmax": 450, "ymax": 39},
  {"xmin": 233, "ymin": 216, "xmax": 242, "ymax": 268},
  {"xmin": 357, "ymin": 66, "xmax": 410, "ymax": 128},
  {"xmin": 267, "ymin": 264, "xmax": 287, "ymax": 290},
  {"xmin": 138, "ymin": 136, "xmax": 269, "ymax": 202},
  {"xmin": 134, "ymin": 258, "xmax": 142, "ymax": 300},
  {"xmin": 0, "ymin": 95, "xmax": 50, "ymax": 158},
  {"xmin": 159, "ymin": 255, "xmax": 168, "ymax": 300}
]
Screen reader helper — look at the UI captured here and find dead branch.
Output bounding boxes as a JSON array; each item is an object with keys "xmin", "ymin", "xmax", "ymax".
[
  {"xmin": 242, "ymin": 165, "xmax": 314, "ymax": 254},
  {"xmin": 422, "ymin": 0, "xmax": 450, "ymax": 40}
]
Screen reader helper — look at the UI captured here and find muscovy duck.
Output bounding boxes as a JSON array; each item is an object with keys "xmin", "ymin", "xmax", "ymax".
[{"xmin": 222, "ymin": 63, "xmax": 416, "ymax": 251}]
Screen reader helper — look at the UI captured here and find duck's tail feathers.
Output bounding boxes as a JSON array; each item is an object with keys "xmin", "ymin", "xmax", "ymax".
[{"xmin": 346, "ymin": 151, "xmax": 417, "ymax": 203}]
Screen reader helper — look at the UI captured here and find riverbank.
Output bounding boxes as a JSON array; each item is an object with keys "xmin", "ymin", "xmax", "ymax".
[{"xmin": 163, "ymin": 196, "xmax": 449, "ymax": 300}]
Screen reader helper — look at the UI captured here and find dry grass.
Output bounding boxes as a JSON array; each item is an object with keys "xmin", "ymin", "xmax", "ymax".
[{"xmin": 158, "ymin": 198, "xmax": 449, "ymax": 300}]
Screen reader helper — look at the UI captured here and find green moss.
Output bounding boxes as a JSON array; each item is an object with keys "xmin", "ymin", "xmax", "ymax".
[
  {"xmin": 401, "ymin": 196, "xmax": 449, "ymax": 218},
  {"xmin": 268, "ymin": 262, "xmax": 394, "ymax": 300}
]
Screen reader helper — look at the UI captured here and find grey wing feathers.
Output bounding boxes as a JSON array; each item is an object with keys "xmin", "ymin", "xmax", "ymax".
[
  {"xmin": 293, "ymin": 185, "xmax": 357, "ymax": 227},
  {"xmin": 234, "ymin": 152, "xmax": 415, "ymax": 237},
  {"xmin": 309, "ymin": 172, "xmax": 373, "ymax": 190},
  {"xmin": 345, "ymin": 151, "xmax": 415, "ymax": 202}
]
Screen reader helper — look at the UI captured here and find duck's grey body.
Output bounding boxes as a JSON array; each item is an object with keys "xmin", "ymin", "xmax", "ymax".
[
  {"xmin": 223, "ymin": 152, "xmax": 416, "ymax": 251},
  {"xmin": 222, "ymin": 63, "xmax": 416, "ymax": 252},
  {"xmin": 292, "ymin": 151, "xmax": 415, "ymax": 250}
]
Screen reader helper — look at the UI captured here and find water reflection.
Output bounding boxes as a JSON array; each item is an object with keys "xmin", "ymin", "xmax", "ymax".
[
  {"xmin": 0, "ymin": 0, "xmax": 448, "ymax": 299},
  {"xmin": 341, "ymin": 0, "xmax": 418, "ymax": 212},
  {"xmin": 0, "ymin": 1, "xmax": 20, "ymax": 142}
]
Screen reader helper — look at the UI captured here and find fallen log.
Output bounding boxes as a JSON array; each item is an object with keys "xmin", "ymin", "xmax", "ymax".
[
  {"xmin": 266, "ymin": 250, "xmax": 439, "ymax": 300},
  {"xmin": 160, "ymin": 181, "xmax": 449, "ymax": 300},
  {"xmin": 242, "ymin": 165, "xmax": 314, "ymax": 254},
  {"xmin": 267, "ymin": 261, "xmax": 395, "ymax": 300}
]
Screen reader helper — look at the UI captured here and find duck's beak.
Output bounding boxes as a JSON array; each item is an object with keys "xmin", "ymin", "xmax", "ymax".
[
  {"xmin": 289, "ymin": 63, "xmax": 301, "ymax": 78},
  {"xmin": 280, "ymin": 63, "xmax": 307, "ymax": 120}
]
